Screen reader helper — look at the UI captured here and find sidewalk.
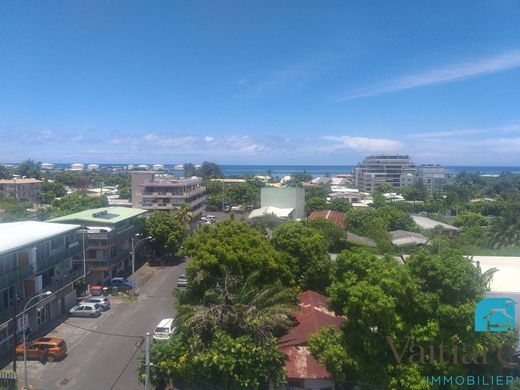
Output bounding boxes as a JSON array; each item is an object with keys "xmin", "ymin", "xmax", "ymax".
[{"xmin": 128, "ymin": 262, "xmax": 155, "ymax": 291}]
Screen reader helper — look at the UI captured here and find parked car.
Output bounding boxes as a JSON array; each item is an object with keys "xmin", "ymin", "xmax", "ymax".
[
  {"xmin": 153, "ymin": 318, "xmax": 176, "ymax": 341},
  {"xmin": 70, "ymin": 303, "xmax": 103, "ymax": 317},
  {"xmin": 80, "ymin": 297, "xmax": 111, "ymax": 311},
  {"xmin": 177, "ymin": 274, "xmax": 188, "ymax": 287},
  {"xmin": 16, "ymin": 337, "xmax": 67, "ymax": 362},
  {"xmin": 109, "ymin": 277, "xmax": 135, "ymax": 292}
]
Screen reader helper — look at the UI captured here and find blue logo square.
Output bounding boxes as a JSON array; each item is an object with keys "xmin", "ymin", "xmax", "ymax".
[{"xmin": 475, "ymin": 298, "xmax": 515, "ymax": 332}]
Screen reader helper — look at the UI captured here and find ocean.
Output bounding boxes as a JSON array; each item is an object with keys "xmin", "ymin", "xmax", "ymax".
[{"xmin": 27, "ymin": 163, "xmax": 520, "ymax": 178}]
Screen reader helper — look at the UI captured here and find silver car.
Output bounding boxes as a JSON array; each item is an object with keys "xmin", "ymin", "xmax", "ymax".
[
  {"xmin": 177, "ymin": 274, "xmax": 188, "ymax": 287},
  {"xmin": 80, "ymin": 297, "xmax": 111, "ymax": 311},
  {"xmin": 70, "ymin": 303, "xmax": 103, "ymax": 318}
]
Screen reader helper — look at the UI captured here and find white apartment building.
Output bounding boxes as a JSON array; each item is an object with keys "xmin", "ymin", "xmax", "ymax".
[{"xmin": 131, "ymin": 172, "xmax": 206, "ymax": 217}]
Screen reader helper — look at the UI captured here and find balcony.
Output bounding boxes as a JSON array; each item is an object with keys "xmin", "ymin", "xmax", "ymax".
[{"xmin": 37, "ymin": 244, "xmax": 83, "ymax": 272}]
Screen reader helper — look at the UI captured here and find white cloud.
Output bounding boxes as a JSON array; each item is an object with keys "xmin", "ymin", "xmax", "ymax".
[
  {"xmin": 204, "ymin": 136, "xmax": 215, "ymax": 142},
  {"xmin": 321, "ymin": 135, "xmax": 403, "ymax": 152},
  {"xmin": 336, "ymin": 50, "xmax": 520, "ymax": 101},
  {"xmin": 413, "ymin": 121, "xmax": 520, "ymax": 139}
]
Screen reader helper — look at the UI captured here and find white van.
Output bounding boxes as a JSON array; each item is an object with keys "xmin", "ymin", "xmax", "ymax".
[{"xmin": 153, "ymin": 318, "xmax": 175, "ymax": 341}]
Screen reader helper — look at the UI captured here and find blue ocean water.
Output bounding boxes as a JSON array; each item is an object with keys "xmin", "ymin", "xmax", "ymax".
[{"xmin": 32, "ymin": 163, "xmax": 520, "ymax": 178}]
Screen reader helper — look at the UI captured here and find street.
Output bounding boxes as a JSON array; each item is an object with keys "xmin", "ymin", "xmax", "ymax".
[{"xmin": 14, "ymin": 261, "xmax": 186, "ymax": 390}]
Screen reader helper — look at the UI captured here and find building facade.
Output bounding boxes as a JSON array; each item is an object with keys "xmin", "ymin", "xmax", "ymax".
[
  {"xmin": 0, "ymin": 221, "xmax": 83, "ymax": 359},
  {"xmin": 261, "ymin": 187, "xmax": 305, "ymax": 219},
  {"xmin": 49, "ymin": 207, "xmax": 148, "ymax": 283},
  {"xmin": 0, "ymin": 178, "xmax": 42, "ymax": 203},
  {"xmin": 416, "ymin": 164, "xmax": 454, "ymax": 194},
  {"xmin": 353, "ymin": 155, "xmax": 416, "ymax": 193},
  {"xmin": 131, "ymin": 172, "xmax": 206, "ymax": 217}
]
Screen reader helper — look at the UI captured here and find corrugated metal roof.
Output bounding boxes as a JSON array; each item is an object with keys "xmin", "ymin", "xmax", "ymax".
[
  {"xmin": 308, "ymin": 210, "xmax": 347, "ymax": 229},
  {"xmin": 278, "ymin": 291, "xmax": 345, "ymax": 380}
]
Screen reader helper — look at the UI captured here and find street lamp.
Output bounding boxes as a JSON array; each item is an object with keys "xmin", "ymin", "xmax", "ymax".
[
  {"xmin": 81, "ymin": 225, "xmax": 87, "ymax": 279},
  {"xmin": 22, "ymin": 290, "xmax": 52, "ymax": 390},
  {"xmin": 130, "ymin": 234, "xmax": 151, "ymax": 275}
]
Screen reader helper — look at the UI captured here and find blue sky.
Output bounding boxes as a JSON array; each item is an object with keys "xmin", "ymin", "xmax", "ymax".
[{"xmin": 1, "ymin": 1, "xmax": 520, "ymax": 165}]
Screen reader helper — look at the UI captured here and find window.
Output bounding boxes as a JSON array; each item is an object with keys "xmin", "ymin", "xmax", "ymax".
[{"xmin": 36, "ymin": 303, "xmax": 50, "ymax": 326}]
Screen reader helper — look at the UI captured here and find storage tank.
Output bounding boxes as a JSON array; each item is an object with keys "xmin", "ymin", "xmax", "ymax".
[
  {"xmin": 137, "ymin": 164, "xmax": 149, "ymax": 170},
  {"xmin": 70, "ymin": 163, "xmax": 85, "ymax": 171},
  {"xmin": 153, "ymin": 164, "xmax": 165, "ymax": 171},
  {"xmin": 41, "ymin": 163, "xmax": 55, "ymax": 170},
  {"xmin": 87, "ymin": 164, "xmax": 100, "ymax": 171},
  {"xmin": 127, "ymin": 164, "xmax": 135, "ymax": 170}
]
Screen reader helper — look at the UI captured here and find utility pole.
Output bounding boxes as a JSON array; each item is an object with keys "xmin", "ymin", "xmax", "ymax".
[
  {"xmin": 131, "ymin": 236, "xmax": 135, "ymax": 275},
  {"xmin": 144, "ymin": 332, "xmax": 151, "ymax": 390},
  {"xmin": 222, "ymin": 180, "xmax": 225, "ymax": 212},
  {"xmin": 11, "ymin": 294, "xmax": 17, "ymax": 372}
]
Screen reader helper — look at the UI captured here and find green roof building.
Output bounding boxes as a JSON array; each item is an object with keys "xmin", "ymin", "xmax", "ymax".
[{"xmin": 49, "ymin": 207, "xmax": 148, "ymax": 283}]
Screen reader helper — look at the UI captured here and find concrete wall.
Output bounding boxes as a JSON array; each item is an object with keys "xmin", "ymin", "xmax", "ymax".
[{"xmin": 261, "ymin": 188, "xmax": 305, "ymax": 219}]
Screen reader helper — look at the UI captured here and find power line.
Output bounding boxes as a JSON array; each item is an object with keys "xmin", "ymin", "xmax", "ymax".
[{"xmin": 62, "ymin": 321, "xmax": 145, "ymax": 340}]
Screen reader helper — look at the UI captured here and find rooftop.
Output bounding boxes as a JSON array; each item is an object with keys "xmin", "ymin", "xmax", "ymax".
[
  {"xmin": 248, "ymin": 206, "xmax": 294, "ymax": 219},
  {"xmin": 0, "ymin": 178, "xmax": 42, "ymax": 184},
  {"xmin": 308, "ymin": 210, "xmax": 346, "ymax": 229},
  {"xmin": 411, "ymin": 215, "xmax": 461, "ymax": 231},
  {"xmin": 0, "ymin": 221, "xmax": 80, "ymax": 254},
  {"xmin": 390, "ymin": 230, "xmax": 429, "ymax": 246},
  {"xmin": 49, "ymin": 206, "xmax": 148, "ymax": 224},
  {"xmin": 278, "ymin": 291, "xmax": 344, "ymax": 380}
]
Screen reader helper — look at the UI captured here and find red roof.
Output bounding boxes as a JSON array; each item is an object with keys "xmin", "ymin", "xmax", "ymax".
[
  {"xmin": 308, "ymin": 210, "xmax": 347, "ymax": 229},
  {"xmin": 278, "ymin": 291, "xmax": 345, "ymax": 380}
]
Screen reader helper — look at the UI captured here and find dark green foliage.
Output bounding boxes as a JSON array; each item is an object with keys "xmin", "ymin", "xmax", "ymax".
[
  {"xmin": 328, "ymin": 197, "xmax": 351, "ymax": 213},
  {"xmin": 181, "ymin": 221, "xmax": 291, "ymax": 302},
  {"xmin": 271, "ymin": 222, "xmax": 332, "ymax": 293},
  {"xmin": 16, "ymin": 159, "xmax": 41, "ymax": 179},
  {"xmin": 307, "ymin": 217, "xmax": 346, "ymax": 252},
  {"xmin": 41, "ymin": 179, "xmax": 67, "ymax": 203},
  {"xmin": 402, "ymin": 180, "xmax": 428, "ymax": 201},
  {"xmin": 305, "ymin": 196, "xmax": 328, "ymax": 215},
  {"xmin": 0, "ymin": 164, "xmax": 11, "ymax": 179},
  {"xmin": 51, "ymin": 192, "xmax": 108, "ymax": 215},
  {"xmin": 315, "ymin": 248, "xmax": 519, "ymax": 389},
  {"xmin": 145, "ymin": 211, "xmax": 187, "ymax": 256}
]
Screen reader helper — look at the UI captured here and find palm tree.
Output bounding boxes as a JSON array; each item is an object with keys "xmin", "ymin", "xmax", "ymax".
[
  {"xmin": 175, "ymin": 273, "xmax": 296, "ymax": 343},
  {"xmin": 174, "ymin": 203, "xmax": 193, "ymax": 226},
  {"xmin": 488, "ymin": 204, "xmax": 520, "ymax": 249}
]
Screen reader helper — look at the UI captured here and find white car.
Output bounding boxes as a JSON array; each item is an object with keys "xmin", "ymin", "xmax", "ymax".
[
  {"xmin": 153, "ymin": 318, "xmax": 176, "ymax": 341},
  {"xmin": 70, "ymin": 303, "xmax": 103, "ymax": 318},
  {"xmin": 80, "ymin": 297, "xmax": 111, "ymax": 311}
]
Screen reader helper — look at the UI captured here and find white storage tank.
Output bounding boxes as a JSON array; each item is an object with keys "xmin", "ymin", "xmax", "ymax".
[
  {"xmin": 153, "ymin": 164, "xmax": 165, "ymax": 171},
  {"xmin": 137, "ymin": 164, "xmax": 149, "ymax": 170},
  {"xmin": 41, "ymin": 163, "xmax": 55, "ymax": 170},
  {"xmin": 87, "ymin": 164, "xmax": 100, "ymax": 171},
  {"xmin": 127, "ymin": 164, "xmax": 135, "ymax": 170},
  {"xmin": 70, "ymin": 163, "xmax": 85, "ymax": 171}
]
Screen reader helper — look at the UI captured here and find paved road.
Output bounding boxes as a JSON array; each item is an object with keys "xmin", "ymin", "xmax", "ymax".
[{"xmin": 17, "ymin": 262, "xmax": 186, "ymax": 390}]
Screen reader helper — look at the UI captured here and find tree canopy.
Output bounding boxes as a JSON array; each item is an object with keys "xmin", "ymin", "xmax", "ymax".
[{"xmin": 145, "ymin": 211, "xmax": 187, "ymax": 257}]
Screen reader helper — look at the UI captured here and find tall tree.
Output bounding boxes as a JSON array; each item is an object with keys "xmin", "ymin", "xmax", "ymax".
[
  {"xmin": 0, "ymin": 164, "xmax": 11, "ymax": 179},
  {"xmin": 145, "ymin": 211, "xmax": 187, "ymax": 256},
  {"xmin": 312, "ymin": 248, "xmax": 518, "ymax": 389},
  {"xmin": 271, "ymin": 222, "xmax": 332, "ymax": 293},
  {"xmin": 16, "ymin": 159, "xmax": 41, "ymax": 179}
]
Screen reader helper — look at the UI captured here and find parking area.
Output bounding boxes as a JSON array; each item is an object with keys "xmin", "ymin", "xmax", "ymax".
[{"xmin": 6, "ymin": 262, "xmax": 186, "ymax": 390}]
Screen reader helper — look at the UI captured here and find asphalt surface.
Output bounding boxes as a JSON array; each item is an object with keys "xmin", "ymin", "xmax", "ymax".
[{"xmin": 16, "ymin": 261, "xmax": 186, "ymax": 390}]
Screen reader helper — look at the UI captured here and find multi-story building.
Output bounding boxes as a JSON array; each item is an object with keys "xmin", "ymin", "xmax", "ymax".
[
  {"xmin": 416, "ymin": 164, "xmax": 454, "ymax": 194},
  {"xmin": 0, "ymin": 178, "xmax": 42, "ymax": 203},
  {"xmin": 49, "ymin": 207, "xmax": 148, "ymax": 283},
  {"xmin": 131, "ymin": 172, "xmax": 206, "ymax": 217},
  {"xmin": 0, "ymin": 221, "xmax": 83, "ymax": 358},
  {"xmin": 353, "ymin": 155, "xmax": 416, "ymax": 193}
]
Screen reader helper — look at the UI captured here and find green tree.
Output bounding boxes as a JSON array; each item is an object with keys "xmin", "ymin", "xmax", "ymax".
[
  {"xmin": 328, "ymin": 197, "xmax": 351, "ymax": 213},
  {"xmin": 454, "ymin": 211, "xmax": 488, "ymax": 228},
  {"xmin": 198, "ymin": 161, "xmax": 223, "ymax": 178},
  {"xmin": 307, "ymin": 217, "xmax": 346, "ymax": 252},
  {"xmin": 16, "ymin": 159, "xmax": 41, "ymax": 179},
  {"xmin": 51, "ymin": 192, "xmax": 108, "ymax": 215},
  {"xmin": 41, "ymin": 179, "xmax": 67, "ymax": 203},
  {"xmin": 249, "ymin": 213, "xmax": 283, "ymax": 235},
  {"xmin": 0, "ymin": 164, "xmax": 11, "ymax": 179},
  {"xmin": 145, "ymin": 211, "xmax": 187, "ymax": 256},
  {"xmin": 487, "ymin": 202, "xmax": 520, "ymax": 248},
  {"xmin": 181, "ymin": 221, "xmax": 291, "ymax": 302},
  {"xmin": 305, "ymin": 196, "xmax": 328, "ymax": 215},
  {"xmin": 173, "ymin": 203, "xmax": 193, "ymax": 226},
  {"xmin": 271, "ymin": 222, "xmax": 332, "ymax": 292},
  {"xmin": 402, "ymin": 180, "xmax": 429, "ymax": 201},
  {"xmin": 314, "ymin": 248, "xmax": 518, "ymax": 389},
  {"xmin": 225, "ymin": 182, "xmax": 260, "ymax": 207},
  {"xmin": 376, "ymin": 205, "xmax": 415, "ymax": 231},
  {"xmin": 291, "ymin": 171, "xmax": 312, "ymax": 182}
]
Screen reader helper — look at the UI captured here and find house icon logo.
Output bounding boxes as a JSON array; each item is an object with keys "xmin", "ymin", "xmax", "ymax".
[{"xmin": 475, "ymin": 298, "xmax": 515, "ymax": 332}]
